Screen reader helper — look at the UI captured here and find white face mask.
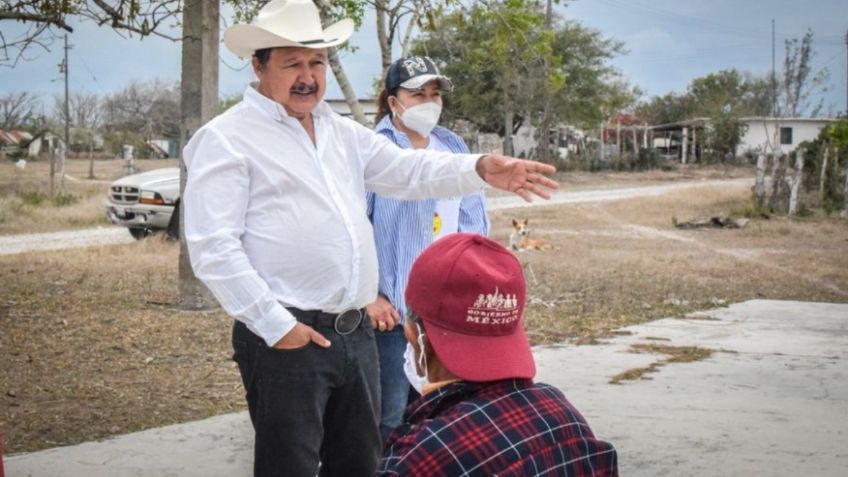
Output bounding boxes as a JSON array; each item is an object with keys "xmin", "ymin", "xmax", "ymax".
[
  {"xmin": 394, "ymin": 101, "xmax": 442, "ymax": 137},
  {"xmin": 402, "ymin": 324, "xmax": 429, "ymax": 393}
]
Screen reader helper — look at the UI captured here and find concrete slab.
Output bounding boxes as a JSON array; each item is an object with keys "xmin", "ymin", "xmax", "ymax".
[
  {"xmin": 535, "ymin": 300, "xmax": 848, "ymax": 477},
  {"xmin": 5, "ymin": 299, "xmax": 847, "ymax": 477}
]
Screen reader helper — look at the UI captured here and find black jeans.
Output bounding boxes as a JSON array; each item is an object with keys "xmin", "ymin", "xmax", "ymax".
[{"xmin": 232, "ymin": 310, "xmax": 381, "ymax": 477}]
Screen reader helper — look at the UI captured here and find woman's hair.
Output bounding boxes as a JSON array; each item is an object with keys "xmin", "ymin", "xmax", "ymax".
[{"xmin": 375, "ymin": 86, "xmax": 397, "ymax": 124}]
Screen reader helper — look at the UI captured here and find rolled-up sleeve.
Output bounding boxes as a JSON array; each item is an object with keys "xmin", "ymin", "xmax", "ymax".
[{"xmin": 183, "ymin": 127, "xmax": 296, "ymax": 346}]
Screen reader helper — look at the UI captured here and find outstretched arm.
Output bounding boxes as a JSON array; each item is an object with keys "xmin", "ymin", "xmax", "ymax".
[{"xmin": 475, "ymin": 155, "xmax": 559, "ymax": 202}]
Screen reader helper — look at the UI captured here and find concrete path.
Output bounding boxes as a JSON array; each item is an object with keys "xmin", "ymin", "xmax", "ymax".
[{"xmin": 5, "ymin": 299, "xmax": 847, "ymax": 476}]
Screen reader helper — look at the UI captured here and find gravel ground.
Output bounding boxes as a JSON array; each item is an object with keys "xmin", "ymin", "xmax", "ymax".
[{"xmin": 0, "ymin": 227, "xmax": 134, "ymax": 256}]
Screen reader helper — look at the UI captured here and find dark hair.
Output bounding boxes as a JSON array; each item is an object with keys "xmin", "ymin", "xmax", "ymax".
[
  {"xmin": 254, "ymin": 48, "xmax": 272, "ymax": 69},
  {"xmin": 375, "ymin": 86, "xmax": 397, "ymax": 124}
]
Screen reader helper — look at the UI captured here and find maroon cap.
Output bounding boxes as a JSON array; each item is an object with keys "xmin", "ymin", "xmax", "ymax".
[{"xmin": 405, "ymin": 233, "xmax": 536, "ymax": 382}]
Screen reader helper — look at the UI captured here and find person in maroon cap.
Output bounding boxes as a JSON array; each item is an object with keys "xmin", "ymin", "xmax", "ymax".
[{"xmin": 377, "ymin": 233, "xmax": 618, "ymax": 477}]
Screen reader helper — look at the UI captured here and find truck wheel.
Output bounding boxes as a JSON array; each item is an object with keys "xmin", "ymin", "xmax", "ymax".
[{"xmin": 129, "ymin": 227, "xmax": 152, "ymax": 240}]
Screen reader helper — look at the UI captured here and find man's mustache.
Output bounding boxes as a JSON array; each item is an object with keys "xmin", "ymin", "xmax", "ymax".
[{"xmin": 291, "ymin": 83, "xmax": 318, "ymax": 94}]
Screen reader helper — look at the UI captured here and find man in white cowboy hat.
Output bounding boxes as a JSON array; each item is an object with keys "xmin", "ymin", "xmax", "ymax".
[{"xmin": 182, "ymin": 1, "xmax": 558, "ymax": 476}]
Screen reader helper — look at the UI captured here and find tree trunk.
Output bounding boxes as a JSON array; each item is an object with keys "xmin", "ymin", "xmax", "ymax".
[
  {"xmin": 178, "ymin": 0, "xmax": 219, "ymax": 310},
  {"xmin": 631, "ymin": 127, "xmax": 638, "ymax": 156},
  {"xmin": 327, "ymin": 47, "xmax": 367, "ymax": 125},
  {"xmin": 769, "ymin": 153, "xmax": 787, "ymax": 212},
  {"xmin": 58, "ymin": 141, "xmax": 66, "ymax": 193},
  {"xmin": 49, "ymin": 140, "xmax": 55, "ymax": 197},
  {"xmin": 615, "ymin": 121, "xmax": 621, "ymax": 157},
  {"xmin": 314, "ymin": 0, "xmax": 367, "ymax": 125},
  {"xmin": 842, "ymin": 165, "xmax": 848, "ymax": 218},
  {"xmin": 399, "ymin": 12, "xmax": 419, "ymax": 57},
  {"xmin": 788, "ymin": 148, "xmax": 804, "ymax": 216},
  {"xmin": 87, "ymin": 143, "xmax": 95, "ymax": 179},
  {"xmin": 755, "ymin": 153, "xmax": 767, "ymax": 205},
  {"xmin": 375, "ymin": 0, "xmax": 392, "ymax": 79},
  {"xmin": 819, "ymin": 144, "xmax": 829, "ymax": 204},
  {"xmin": 503, "ymin": 99, "xmax": 514, "ymax": 157}
]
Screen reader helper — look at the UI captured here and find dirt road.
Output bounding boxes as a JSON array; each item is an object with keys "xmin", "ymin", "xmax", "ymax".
[{"xmin": 0, "ymin": 178, "xmax": 751, "ymax": 256}]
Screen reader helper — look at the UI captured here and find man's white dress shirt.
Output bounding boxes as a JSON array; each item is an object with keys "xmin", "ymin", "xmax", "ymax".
[{"xmin": 183, "ymin": 84, "xmax": 486, "ymax": 347}]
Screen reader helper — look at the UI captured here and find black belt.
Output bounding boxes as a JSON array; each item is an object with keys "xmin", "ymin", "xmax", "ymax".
[{"xmin": 287, "ymin": 307, "xmax": 365, "ymax": 335}]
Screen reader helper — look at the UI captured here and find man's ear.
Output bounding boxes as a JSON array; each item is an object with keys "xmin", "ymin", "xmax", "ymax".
[{"xmin": 251, "ymin": 56, "xmax": 263, "ymax": 77}]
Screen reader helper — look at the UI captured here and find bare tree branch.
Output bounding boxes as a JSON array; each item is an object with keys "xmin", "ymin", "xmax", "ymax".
[{"xmin": 1, "ymin": 0, "xmax": 183, "ymax": 67}]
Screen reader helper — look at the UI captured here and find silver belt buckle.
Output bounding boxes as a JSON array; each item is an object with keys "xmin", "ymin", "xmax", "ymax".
[{"xmin": 334, "ymin": 309, "xmax": 363, "ymax": 335}]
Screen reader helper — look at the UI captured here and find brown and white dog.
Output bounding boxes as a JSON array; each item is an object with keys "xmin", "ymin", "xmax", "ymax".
[{"xmin": 509, "ymin": 219, "xmax": 552, "ymax": 252}]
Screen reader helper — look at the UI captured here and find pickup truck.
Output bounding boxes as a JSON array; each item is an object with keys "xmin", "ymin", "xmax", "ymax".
[{"xmin": 106, "ymin": 167, "xmax": 180, "ymax": 239}]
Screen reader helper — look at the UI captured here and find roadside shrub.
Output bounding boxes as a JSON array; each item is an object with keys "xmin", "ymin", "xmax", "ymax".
[
  {"xmin": 20, "ymin": 191, "xmax": 47, "ymax": 206},
  {"xmin": 17, "ymin": 191, "xmax": 79, "ymax": 208},
  {"xmin": 52, "ymin": 193, "xmax": 79, "ymax": 207}
]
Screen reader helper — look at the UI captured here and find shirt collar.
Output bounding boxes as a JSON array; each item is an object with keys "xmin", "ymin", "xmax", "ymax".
[
  {"xmin": 405, "ymin": 378, "xmax": 532, "ymax": 423},
  {"xmin": 243, "ymin": 82, "xmax": 333, "ymax": 122}
]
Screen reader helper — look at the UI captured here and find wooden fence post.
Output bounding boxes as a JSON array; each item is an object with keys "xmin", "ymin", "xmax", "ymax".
[
  {"xmin": 755, "ymin": 153, "xmax": 767, "ymax": 205},
  {"xmin": 789, "ymin": 148, "xmax": 805, "ymax": 215},
  {"xmin": 819, "ymin": 144, "xmax": 829, "ymax": 204}
]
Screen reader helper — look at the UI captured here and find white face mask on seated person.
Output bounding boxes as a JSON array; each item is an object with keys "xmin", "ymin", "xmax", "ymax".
[
  {"xmin": 403, "ymin": 322, "xmax": 429, "ymax": 393},
  {"xmin": 392, "ymin": 100, "xmax": 443, "ymax": 138}
]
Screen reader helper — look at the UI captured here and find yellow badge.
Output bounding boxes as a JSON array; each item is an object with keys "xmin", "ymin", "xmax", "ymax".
[{"xmin": 433, "ymin": 212, "xmax": 442, "ymax": 237}]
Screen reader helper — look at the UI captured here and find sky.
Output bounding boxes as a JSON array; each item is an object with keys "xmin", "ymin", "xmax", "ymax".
[{"xmin": 1, "ymin": 0, "xmax": 846, "ymax": 118}]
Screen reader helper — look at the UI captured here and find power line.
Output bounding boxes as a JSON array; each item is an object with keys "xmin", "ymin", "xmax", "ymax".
[{"xmin": 71, "ymin": 48, "xmax": 100, "ymax": 85}]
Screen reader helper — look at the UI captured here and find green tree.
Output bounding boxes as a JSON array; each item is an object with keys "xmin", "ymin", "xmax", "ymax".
[
  {"xmin": 550, "ymin": 20, "xmax": 636, "ymax": 129},
  {"xmin": 412, "ymin": 0, "xmax": 628, "ymax": 155}
]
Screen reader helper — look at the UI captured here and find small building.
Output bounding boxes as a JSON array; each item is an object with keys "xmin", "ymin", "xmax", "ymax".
[
  {"xmin": 648, "ymin": 116, "xmax": 837, "ymax": 163},
  {"xmin": 325, "ymin": 98, "xmax": 378, "ymax": 125},
  {"xmin": 0, "ymin": 129, "xmax": 34, "ymax": 154},
  {"xmin": 738, "ymin": 117, "xmax": 835, "ymax": 155}
]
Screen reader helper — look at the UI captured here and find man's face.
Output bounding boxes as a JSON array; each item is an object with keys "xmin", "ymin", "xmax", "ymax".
[{"xmin": 253, "ymin": 47, "xmax": 327, "ymax": 120}]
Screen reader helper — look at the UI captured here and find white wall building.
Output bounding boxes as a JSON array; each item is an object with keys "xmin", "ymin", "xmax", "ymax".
[
  {"xmin": 737, "ymin": 117, "xmax": 836, "ymax": 155},
  {"xmin": 325, "ymin": 98, "xmax": 378, "ymax": 125}
]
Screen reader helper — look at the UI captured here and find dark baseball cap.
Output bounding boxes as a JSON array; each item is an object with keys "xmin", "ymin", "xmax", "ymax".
[{"xmin": 385, "ymin": 55, "xmax": 454, "ymax": 92}]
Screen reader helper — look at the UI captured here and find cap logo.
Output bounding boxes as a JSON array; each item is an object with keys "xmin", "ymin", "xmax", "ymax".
[
  {"xmin": 467, "ymin": 287, "xmax": 520, "ymax": 325},
  {"xmin": 402, "ymin": 57, "xmax": 430, "ymax": 76}
]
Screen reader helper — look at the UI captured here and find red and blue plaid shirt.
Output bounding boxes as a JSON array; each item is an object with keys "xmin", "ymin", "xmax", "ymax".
[{"xmin": 377, "ymin": 379, "xmax": 618, "ymax": 477}]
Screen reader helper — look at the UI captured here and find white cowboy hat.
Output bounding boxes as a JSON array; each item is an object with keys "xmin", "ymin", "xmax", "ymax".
[{"xmin": 223, "ymin": 0, "xmax": 354, "ymax": 59}]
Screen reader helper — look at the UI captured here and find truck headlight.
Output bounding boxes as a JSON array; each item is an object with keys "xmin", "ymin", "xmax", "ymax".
[{"xmin": 139, "ymin": 190, "xmax": 166, "ymax": 205}]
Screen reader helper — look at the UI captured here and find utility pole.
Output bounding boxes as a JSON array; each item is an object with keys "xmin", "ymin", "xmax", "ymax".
[
  {"xmin": 771, "ymin": 19, "xmax": 776, "ymax": 117},
  {"xmin": 52, "ymin": 34, "xmax": 71, "ymax": 197},
  {"xmin": 63, "ymin": 34, "xmax": 70, "ymax": 156},
  {"xmin": 844, "ymin": 29, "xmax": 847, "ymax": 114}
]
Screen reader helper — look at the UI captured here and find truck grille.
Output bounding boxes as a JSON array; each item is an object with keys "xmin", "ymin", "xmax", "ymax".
[{"xmin": 110, "ymin": 185, "xmax": 140, "ymax": 204}]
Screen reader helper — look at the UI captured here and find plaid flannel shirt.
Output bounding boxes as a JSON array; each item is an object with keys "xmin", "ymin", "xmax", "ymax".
[{"xmin": 377, "ymin": 379, "xmax": 618, "ymax": 477}]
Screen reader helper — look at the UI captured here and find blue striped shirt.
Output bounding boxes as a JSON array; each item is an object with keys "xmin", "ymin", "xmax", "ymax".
[{"xmin": 366, "ymin": 115, "xmax": 490, "ymax": 322}]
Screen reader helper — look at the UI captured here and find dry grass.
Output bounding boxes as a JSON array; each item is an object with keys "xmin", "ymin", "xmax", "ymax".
[
  {"xmin": 2, "ymin": 167, "xmax": 848, "ymax": 453},
  {"xmin": 0, "ymin": 239, "xmax": 241, "ymax": 454},
  {"xmin": 492, "ymin": 182, "xmax": 848, "ymax": 346},
  {"xmin": 609, "ymin": 344, "xmax": 715, "ymax": 384},
  {"xmin": 0, "ymin": 158, "xmax": 178, "ymax": 235}
]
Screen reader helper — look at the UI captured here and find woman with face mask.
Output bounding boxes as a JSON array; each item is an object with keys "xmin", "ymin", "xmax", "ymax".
[{"xmin": 365, "ymin": 55, "xmax": 490, "ymax": 444}]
